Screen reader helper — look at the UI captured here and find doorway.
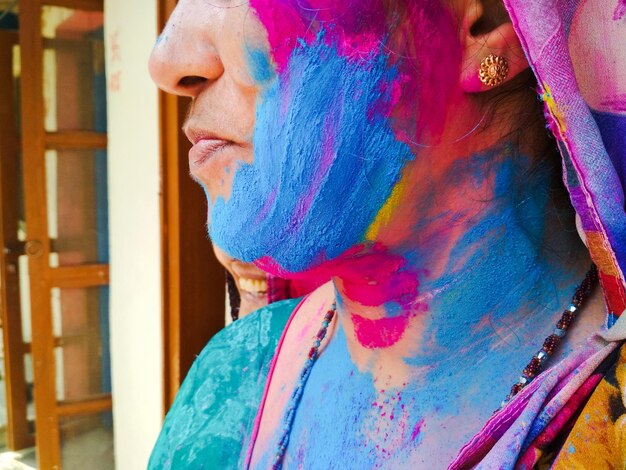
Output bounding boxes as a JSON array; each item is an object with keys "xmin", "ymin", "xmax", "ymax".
[{"xmin": 0, "ymin": 1, "xmax": 113, "ymax": 469}]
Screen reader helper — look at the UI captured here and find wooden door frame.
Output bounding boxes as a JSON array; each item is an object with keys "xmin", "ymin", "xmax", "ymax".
[
  {"xmin": 158, "ymin": 0, "xmax": 226, "ymax": 413},
  {"xmin": 18, "ymin": 3, "xmax": 60, "ymax": 465},
  {"xmin": 0, "ymin": 29, "xmax": 34, "ymax": 452}
]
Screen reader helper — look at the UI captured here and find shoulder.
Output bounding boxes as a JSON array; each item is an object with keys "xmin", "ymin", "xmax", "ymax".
[
  {"xmin": 148, "ymin": 298, "xmax": 300, "ymax": 469},
  {"xmin": 202, "ymin": 296, "xmax": 298, "ymax": 358}
]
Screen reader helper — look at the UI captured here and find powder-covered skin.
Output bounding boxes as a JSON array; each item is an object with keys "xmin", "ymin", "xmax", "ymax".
[
  {"xmin": 251, "ymin": 147, "xmax": 594, "ymax": 469},
  {"xmin": 209, "ymin": 0, "xmax": 460, "ymax": 277},
  {"xmin": 210, "ymin": 37, "xmax": 414, "ymax": 272}
]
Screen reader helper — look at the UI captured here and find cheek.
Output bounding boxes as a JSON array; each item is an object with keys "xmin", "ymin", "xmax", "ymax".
[
  {"xmin": 388, "ymin": 3, "xmax": 463, "ymax": 145},
  {"xmin": 210, "ymin": 41, "xmax": 414, "ymax": 272},
  {"xmin": 224, "ymin": 6, "xmax": 276, "ymax": 89},
  {"xmin": 210, "ymin": 1, "xmax": 461, "ymax": 272}
]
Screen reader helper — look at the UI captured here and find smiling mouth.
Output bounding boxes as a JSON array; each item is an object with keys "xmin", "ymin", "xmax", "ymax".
[
  {"xmin": 189, "ymin": 138, "xmax": 232, "ymax": 168},
  {"xmin": 238, "ymin": 277, "xmax": 268, "ymax": 295}
]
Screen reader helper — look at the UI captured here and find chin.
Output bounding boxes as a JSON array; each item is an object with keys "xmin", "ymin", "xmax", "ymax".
[{"xmin": 207, "ymin": 194, "xmax": 346, "ymax": 279}]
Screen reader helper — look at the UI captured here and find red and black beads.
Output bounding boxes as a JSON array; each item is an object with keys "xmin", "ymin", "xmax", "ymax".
[{"xmin": 502, "ymin": 265, "xmax": 598, "ymax": 407}]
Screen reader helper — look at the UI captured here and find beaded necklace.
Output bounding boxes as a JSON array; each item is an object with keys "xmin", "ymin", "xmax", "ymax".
[
  {"xmin": 272, "ymin": 306, "xmax": 336, "ymax": 470},
  {"xmin": 271, "ymin": 266, "xmax": 597, "ymax": 468},
  {"xmin": 500, "ymin": 264, "xmax": 597, "ymax": 406}
]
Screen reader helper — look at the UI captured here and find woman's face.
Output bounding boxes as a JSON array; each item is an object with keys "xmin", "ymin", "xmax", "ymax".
[{"xmin": 150, "ymin": 0, "xmax": 464, "ymax": 276}]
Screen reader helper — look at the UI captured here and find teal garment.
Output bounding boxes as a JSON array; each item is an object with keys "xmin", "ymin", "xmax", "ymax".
[{"xmin": 148, "ymin": 298, "xmax": 298, "ymax": 469}]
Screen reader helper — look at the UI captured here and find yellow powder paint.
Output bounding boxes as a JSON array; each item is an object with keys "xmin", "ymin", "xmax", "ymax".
[
  {"xmin": 542, "ymin": 84, "xmax": 567, "ymax": 137},
  {"xmin": 365, "ymin": 177, "xmax": 407, "ymax": 241}
]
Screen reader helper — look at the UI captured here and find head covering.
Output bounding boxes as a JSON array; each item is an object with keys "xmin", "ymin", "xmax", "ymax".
[{"xmin": 503, "ymin": 0, "xmax": 626, "ymax": 325}]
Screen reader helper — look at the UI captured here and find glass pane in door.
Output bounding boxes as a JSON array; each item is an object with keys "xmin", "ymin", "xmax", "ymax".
[
  {"xmin": 51, "ymin": 287, "xmax": 111, "ymax": 402},
  {"xmin": 41, "ymin": 6, "xmax": 105, "ymax": 133},
  {"xmin": 46, "ymin": 149, "xmax": 109, "ymax": 267},
  {"xmin": 60, "ymin": 411, "xmax": 114, "ymax": 470}
]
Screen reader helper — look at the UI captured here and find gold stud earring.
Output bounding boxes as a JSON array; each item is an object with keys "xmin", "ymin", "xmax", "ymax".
[{"xmin": 479, "ymin": 53, "xmax": 509, "ymax": 87}]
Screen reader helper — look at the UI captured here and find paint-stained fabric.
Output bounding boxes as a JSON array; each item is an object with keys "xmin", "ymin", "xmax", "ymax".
[
  {"xmin": 147, "ymin": 298, "xmax": 297, "ymax": 469},
  {"xmin": 550, "ymin": 340, "xmax": 626, "ymax": 468},
  {"xmin": 449, "ymin": 314, "xmax": 626, "ymax": 468},
  {"xmin": 504, "ymin": 0, "xmax": 626, "ymax": 322}
]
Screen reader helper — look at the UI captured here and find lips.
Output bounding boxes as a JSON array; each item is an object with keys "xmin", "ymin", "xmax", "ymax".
[
  {"xmin": 183, "ymin": 121, "xmax": 253, "ymax": 201},
  {"xmin": 189, "ymin": 138, "xmax": 231, "ymax": 167}
]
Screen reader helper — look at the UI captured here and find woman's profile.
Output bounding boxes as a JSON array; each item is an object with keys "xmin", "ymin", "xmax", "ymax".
[{"xmin": 148, "ymin": 0, "xmax": 626, "ymax": 468}]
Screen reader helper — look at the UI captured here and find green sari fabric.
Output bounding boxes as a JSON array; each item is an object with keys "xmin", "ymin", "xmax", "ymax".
[{"xmin": 148, "ymin": 298, "xmax": 298, "ymax": 469}]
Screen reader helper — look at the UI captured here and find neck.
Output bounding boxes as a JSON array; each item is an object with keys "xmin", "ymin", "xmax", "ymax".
[{"xmin": 331, "ymin": 143, "xmax": 589, "ymax": 386}]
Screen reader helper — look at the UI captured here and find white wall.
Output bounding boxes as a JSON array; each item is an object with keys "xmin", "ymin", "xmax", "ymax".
[{"xmin": 104, "ymin": 2, "xmax": 163, "ymax": 468}]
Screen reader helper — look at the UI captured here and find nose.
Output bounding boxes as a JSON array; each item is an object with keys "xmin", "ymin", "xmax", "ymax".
[{"xmin": 148, "ymin": 3, "xmax": 225, "ymax": 98}]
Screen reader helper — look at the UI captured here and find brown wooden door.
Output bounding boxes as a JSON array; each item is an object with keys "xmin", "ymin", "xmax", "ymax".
[{"xmin": 10, "ymin": 1, "xmax": 113, "ymax": 468}]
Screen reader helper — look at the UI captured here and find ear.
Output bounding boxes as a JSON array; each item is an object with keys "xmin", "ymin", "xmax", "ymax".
[{"xmin": 458, "ymin": 3, "xmax": 529, "ymax": 93}]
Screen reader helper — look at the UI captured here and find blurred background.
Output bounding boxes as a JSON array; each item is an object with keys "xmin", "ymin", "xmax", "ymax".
[{"xmin": 0, "ymin": 1, "xmax": 228, "ymax": 468}]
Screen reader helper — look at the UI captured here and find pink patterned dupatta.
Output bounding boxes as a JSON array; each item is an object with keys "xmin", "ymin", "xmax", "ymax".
[{"xmin": 503, "ymin": 0, "xmax": 626, "ymax": 320}]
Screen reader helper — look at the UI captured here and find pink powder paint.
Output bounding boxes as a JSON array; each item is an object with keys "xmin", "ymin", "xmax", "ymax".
[
  {"xmin": 256, "ymin": 244, "xmax": 426, "ymax": 349},
  {"xmin": 341, "ymin": 269, "xmax": 419, "ymax": 307},
  {"xmin": 249, "ymin": 0, "xmax": 387, "ymax": 71},
  {"xmin": 411, "ymin": 418, "xmax": 424, "ymax": 441},
  {"xmin": 351, "ymin": 313, "xmax": 410, "ymax": 348},
  {"xmin": 248, "ymin": 0, "xmax": 464, "ymax": 160},
  {"xmin": 257, "ymin": 243, "xmax": 422, "ymax": 308},
  {"xmin": 614, "ymin": 0, "xmax": 626, "ymax": 21},
  {"xmin": 385, "ymin": 2, "xmax": 462, "ymax": 146},
  {"xmin": 331, "ymin": 244, "xmax": 421, "ymax": 308},
  {"xmin": 247, "ymin": 0, "xmax": 310, "ymax": 72}
]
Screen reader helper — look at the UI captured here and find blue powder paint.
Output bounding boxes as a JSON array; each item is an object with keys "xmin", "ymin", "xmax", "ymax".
[
  {"xmin": 209, "ymin": 34, "xmax": 414, "ymax": 272},
  {"xmin": 256, "ymin": 324, "xmax": 421, "ymax": 468},
  {"xmin": 250, "ymin": 149, "xmax": 589, "ymax": 464},
  {"xmin": 154, "ymin": 32, "xmax": 167, "ymax": 47},
  {"xmin": 246, "ymin": 47, "xmax": 275, "ymax": 84},
  {"xmin": 403, "ymin": 149, "xmax": 585, "ymax": 408}
]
